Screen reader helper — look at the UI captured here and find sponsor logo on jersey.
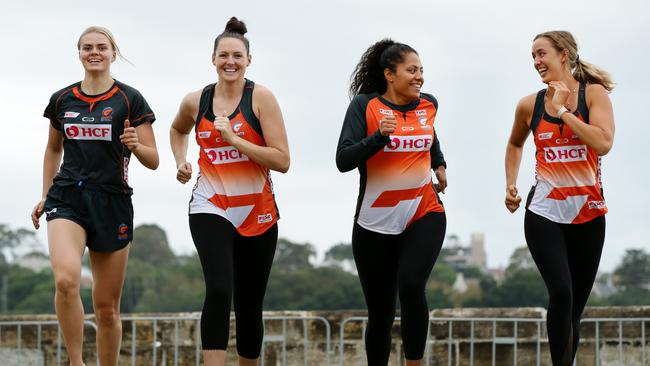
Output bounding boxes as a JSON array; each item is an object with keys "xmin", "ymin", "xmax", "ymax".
[
  {"xmin": 82, "ymin": 116, "xmax": 95, "ymax": 122},
  {"xmin": 384, "ymin": 135, "xmax": 433, "ymax": 152},
  {"xmin": 64, "ymin": 123, "xmax": 112, "ymax": 141},
  {"xmin": 101, "ymin": 107, "xmax": 113, "ymax": 122},
  {"xmin": 64, "ymin": 112, "xmax": 80, "ymax": 118},
  {"xmin": 198, "ymin": 131, "xmax": 211, "ymax": 139},
  {"xmin": 572, "ymin": 134, "xmax": 579, "ymax": 139},
  {"xmin": 258, "ymin": 213, "xmax": 273, "ymax": 224},
  {"xmin": 544, "ymin": 145, "xmax": 587, "ymax": 163},
  {"xmin": 123, "ymin": 157, "xmax": 129, "ymax": 183},
  {"xmin": 205, "ymin": 146, "xmax": 249, "ymax": 164},
  {"xmin": 415, "ymin": 110, "xmax": 427, "ymax": 116},
  {"xmin": 555, "ymin": 138, "xmax": 570, "ymax": 144},
  {"xmin": 379, "ymin": 108, "xmax": 393, "ymax": 116},
  {"xmin": 538, "ymin": 132, "xmax": 553, "ymax": 140},
  {"xmin": 401, "ymin": 126, "xmax": 415, "ymax": 131},
  {"xmin": 45, "ymin": 208, "xmax": 58, "ymax": 217},
  {"xmin": 118, "ymin": 224, "xmax": 129, "ymax": 240},
  {"xmin": 588, "ymin": 200, "xmax": 606, "ymax": 210}
]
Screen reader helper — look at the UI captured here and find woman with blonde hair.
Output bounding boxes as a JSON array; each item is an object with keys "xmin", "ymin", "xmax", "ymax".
[
  {"xmin": 31, "ymin": 26, "xmax": 158, "ymax": 366},
  {"xmin": 505, "ymin": 30, "xmax": 614, "ymax": 365}
]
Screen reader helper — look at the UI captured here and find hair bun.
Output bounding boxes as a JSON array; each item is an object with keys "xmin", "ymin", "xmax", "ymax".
[{"xmin": 225, "ymin": 17, "xmax": 247, "ymax": 35}]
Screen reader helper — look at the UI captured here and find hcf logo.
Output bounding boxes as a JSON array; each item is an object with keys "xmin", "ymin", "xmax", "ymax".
[
  {"xmin": 544, "ymin": 145, "xmax": 588, "ymax": 163},
  {"xmin": 64, "ymin": 123, "xmax": 112, "ymax": 141},
  {"xmin": 384, "ymin": 135, "xmax": 433, "ymax": 152}
]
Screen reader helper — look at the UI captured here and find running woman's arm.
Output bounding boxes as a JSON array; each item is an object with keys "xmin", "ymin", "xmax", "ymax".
[
  {"xmin": 430, "ymin": 133, "xmax": 448, "ymax": 193},
  {"xmin": 31, "ymin": 126, "xmax": 64, "ymax": 229},
  {"xmin": 505, "ymin": 94, "xmax": 534, "ymax": 213},
  {"xmin": 170, "ymin": 91, "xmax": 200, "ymax": 184},
  {"xmin": 336, "ymin": 95, "xmax": 390, "ymax": 172},
  {"xmin": 550, "ymin": 82, "xmax": 615, "ymax": 155},
  {"xmin": 121, "ymin": 121, "xmax": 159, "ymax": 170},
  {"xmin": 216, "ymin": 85, "xmax": 290, "ymax": 173}
]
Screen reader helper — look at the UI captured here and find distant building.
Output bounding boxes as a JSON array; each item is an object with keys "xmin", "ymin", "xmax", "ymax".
[{"xmin": 442, "ymin": 233, "xmax": 487, "ymax": 271}]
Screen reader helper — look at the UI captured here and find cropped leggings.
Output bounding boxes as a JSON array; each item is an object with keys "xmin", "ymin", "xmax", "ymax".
[
  {"xmin": 189, "ymin": 213, "xmax": 277, "ymax": 358},
  {"xmin": 525, "ymin": 210, "xmax": 605, "ymax": 366},
  {"xmin": 352, "ymin": 212, "xmax": 446, "ymax": 365}
]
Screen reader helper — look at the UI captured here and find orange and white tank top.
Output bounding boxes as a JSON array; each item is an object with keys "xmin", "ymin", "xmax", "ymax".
[
  {"xmin": 358, "ymin": 95, "xmax": 444, "ymax": 234},
  {"xmin": 526, "ymin": 83, "xmax": 607, "ymax": 224},
  {"xmin": 189, "ymin": 79, "xmax": 279, "ymax": 236}
]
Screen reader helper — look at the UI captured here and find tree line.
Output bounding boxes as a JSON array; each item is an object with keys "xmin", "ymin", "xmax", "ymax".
[{"xmin": 1, "ymin": 223, "xmax": 649, "ymax": 314}]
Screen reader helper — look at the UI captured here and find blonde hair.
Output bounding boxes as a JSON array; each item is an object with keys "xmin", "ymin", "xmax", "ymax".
[
  {"xmin": 77, "ymin": 26, "xmax": 129, "ymax": 63},
  {"xmin": 534, "ymin": 31, "xmax": 614, "ymax": 92}
]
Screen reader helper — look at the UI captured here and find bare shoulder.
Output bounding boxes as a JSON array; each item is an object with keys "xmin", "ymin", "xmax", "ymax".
[
  {"xmin": 181, "ymin": 88, "xmax": 203, "ymax": 109},
  {"xmin": 585, "ymin": 83, "xmax": 609, "ymax": 99},
  {"xmin": 252, "ymin": 83, "xmax": 277, "ymax": 101},
  {"xmin": 515, "ymin": 92, "xmax": 538, "ymax": 125}
]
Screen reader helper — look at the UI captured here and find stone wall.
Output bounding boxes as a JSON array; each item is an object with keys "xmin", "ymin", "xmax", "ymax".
[{"xmin": 1, "ymin": 307, "xmax": 650, "ymax": 365}]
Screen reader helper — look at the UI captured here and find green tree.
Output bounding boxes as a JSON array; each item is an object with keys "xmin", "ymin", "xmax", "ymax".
[
  {"xmin": 273, "ymin": 238, "xmax": 316, "ymax": 273},
  {"xmin": 614, "ymin": 249, "xmax": 650, "ymax": 290},
  {"xmin": 324, "ymin": 242, "xmax": 355, "ymax": 271},
  {"xmin": 130, "ymin": 224, "xmax": 176, "ymax": 266}
]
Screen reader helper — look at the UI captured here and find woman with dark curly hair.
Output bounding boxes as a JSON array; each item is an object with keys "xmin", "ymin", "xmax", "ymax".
[{"xmin": 337, "ymin": 39, "xmax": 447, "ymax": 365}]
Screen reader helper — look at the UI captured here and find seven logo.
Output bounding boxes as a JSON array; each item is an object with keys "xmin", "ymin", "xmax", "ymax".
[
  {"xmin": 205, "ymin": 146, "xmax": 249, "ymax": 164},
  {"xmin": 588, "ymin": 200, "xmax": 606, "ymax": 210},
  {"xmin": 258, "ymin": 213, "xmax": 273, "ymax": 224},
  {"xmin": 415, "ymin": 110, "xmax": 427, "ymax": 116},
  {"xmin": 64, "ymin": 123, "xmax": 112, "ymax": 141},
  {"xmin": 379, "ymin": 108, "xmax": 393, "ymax": 116},
  {"xmin": 198, "ymin": 131, "xmax": 211, "ymax": 139},
  {"xmin": 64, "ymin": 112, "xmax": 80, "ymax": 118},
  {"xmin": 385, "ymin": 135, "xmax": 433, "ymax": 152},
  {"xmin": 544, "ymin": 145, "xmax": 588, "ymax": 163},
  {"xmin": 538, "ymin": 132, "xmax": 553, "ymax": 140}
]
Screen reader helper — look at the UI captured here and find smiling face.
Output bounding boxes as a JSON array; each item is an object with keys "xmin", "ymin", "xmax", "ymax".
[
  {"xmin": 78, "ymin": 32, "xmax": 115, "ymax": 73},
  {"xmin": 212, "ymin": 37, "xmax": 251, "ymax": 82},
  {"xmin": 385, "ymin": 52, "xmax": 424, "ymax": 102},
  {"xmin": 532, "ymin": 36, "xmax": 568, "ymax": 84}
]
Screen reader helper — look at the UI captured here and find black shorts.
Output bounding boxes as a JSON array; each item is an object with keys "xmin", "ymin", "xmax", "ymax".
[{"xmin": 44, "ymin": 184, "xmax": 134, "ymax": 252}]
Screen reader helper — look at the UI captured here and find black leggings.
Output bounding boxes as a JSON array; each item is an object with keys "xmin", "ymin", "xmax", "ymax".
[
  {"xmin": 189, "ymin": 213, "xmax": 277, "ymax": 358},
  {"xmin": 352, "ymin": 212, "xmax": 446, "ymax": 364},
  {"xmin": 524, "ymin": 210, "xmax": 605, "ymax": 366}
]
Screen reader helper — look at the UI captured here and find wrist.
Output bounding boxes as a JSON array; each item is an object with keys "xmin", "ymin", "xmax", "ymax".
[{"xmin": 557, "ymin": 106, "xmax": 570, "ymax": 119}]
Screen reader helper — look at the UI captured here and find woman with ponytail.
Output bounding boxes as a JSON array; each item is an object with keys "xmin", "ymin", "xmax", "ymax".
[
  {"xmin": 169, "ymin": 17, "xmax": 289, "ymax": 366},
  {"xmin": 505, "ymin": 31, "xmax": 615, "ymax": 365},
  {"xmin": 337, "ymin": 39, "xmax": 447, "ymax": 365}
]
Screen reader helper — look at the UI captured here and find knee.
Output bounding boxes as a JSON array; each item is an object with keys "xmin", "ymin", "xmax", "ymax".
[
  {"xmin": 399, "ymin": 279, "xmax": 426, "ymax": 304},
  {"xmin": 548, "ymin": 283, "xmax": 573, "ymax": 308},
  {"xmin": 205, "ymin": 283, "xmax": 231, "ymax": 305},
  {"xmin": 94, "ymin": 304, "xmax": 120, "ymax": 328},
  {"xmin": 54, "ymin": 275, "xmax": 80, "ymax": 299}
]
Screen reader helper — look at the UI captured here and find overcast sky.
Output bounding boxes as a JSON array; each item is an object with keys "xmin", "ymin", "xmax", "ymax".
[{"xmin": 1, "ymin": 0, "xmax": 648, "ymax": 272}]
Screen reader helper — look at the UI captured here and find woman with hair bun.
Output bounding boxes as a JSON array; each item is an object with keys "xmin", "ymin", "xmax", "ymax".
[
  {"xmin": 336, "ymin": 39, "xmax": 447, "ymax": 365},
  {"xmin": 505, "ymin": 30, "xmax": 615, "ymax": 365},
  {"xmin": 170, "ymin": 17, "xmax": 289, "ymax": 366}
]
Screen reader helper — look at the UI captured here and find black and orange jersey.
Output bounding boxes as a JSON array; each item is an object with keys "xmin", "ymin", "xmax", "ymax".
[
  {"xmin": 43, "ymin": 80, "xmax": 155, "ymax": 195},
  {"xmin": 526, "ymin": 83, "xmax": 607, "ymax": 224},
  {"xmin": 337, "ymin": 92, "xmax": 446, "ymax": 234},
  {"xmin": 189, "ymin": 79, "xmax": 279, "ymax": 236}
]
